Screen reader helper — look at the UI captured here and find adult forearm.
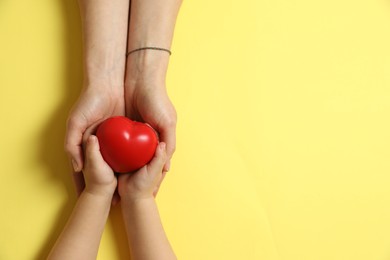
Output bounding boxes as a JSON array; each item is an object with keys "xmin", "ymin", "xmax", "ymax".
[
  {"xmin": 127, "ymin": 0, "xmax": 182, "ymax": 50},
  {"xmin": 125, "ymin": 0, "xmax": 183, "ymax": 85},
  {"xmin": 122, "ymin": 198, "xmax": 176, "ymax": 260},
  {"xmin": 78, "ymin": 0, "xmax": 130, "ymax": 87},
  {"xmin": 48, "ymin": 192, "xmax": 112, "ymax": 260}
]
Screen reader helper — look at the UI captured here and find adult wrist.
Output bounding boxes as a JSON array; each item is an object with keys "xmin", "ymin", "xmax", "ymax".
[
  {"xmin": 124, "ymin": 49, "xmax": 169, "ymax": 88},
  {"xmin": 83, "ymin": 54, "xmax": 126, "ymax": 89},
  {"xmin": 82, "ymin": 79, "xmax": 125, "ymax": 97},
  {"xmin": 83, "ymin": 72, "xmax": 125, "ymax": 91}
]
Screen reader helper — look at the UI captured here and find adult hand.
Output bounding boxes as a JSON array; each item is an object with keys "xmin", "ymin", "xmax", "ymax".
[
  {"xmin": 125, "ymin": 82, "xmax": 177, "ymax": 166},
  {"xmin": 65, "ymin": 85, "xmax": 124, "ymax": 196},
  {"xmin": 123, "ymin": 0, "xmax": 182, "ymax": 198},
  {"xmin": 125, "ymin": 76, "xmax": 177, "ymax": 197}
]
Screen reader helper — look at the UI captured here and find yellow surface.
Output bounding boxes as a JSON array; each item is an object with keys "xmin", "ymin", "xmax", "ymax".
[{"xmin": 1, "ymin": 0, "xmax": 390, "ymax": 259}]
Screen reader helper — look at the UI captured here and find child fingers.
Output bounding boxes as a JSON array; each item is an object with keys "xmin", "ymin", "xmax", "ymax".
[
  {"xmin": 153, "ymin": 170, "xmax": 167, "ymax": 198},
  {"xmin": 147, "ymin": 142, "xmax": 168, "ymax": 174},
  {"xmin": 156, "ymin": 142, "xmax": 168, "ymax": 165},
  {"xmin": 85, "ymin": 135, "xmax": 102, "ymax": 163}
]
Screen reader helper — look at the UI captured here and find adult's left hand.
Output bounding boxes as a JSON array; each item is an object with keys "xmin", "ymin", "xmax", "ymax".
[{"xmin": 125, "ymin": 80, "xmax": 177, "ymax": 197}]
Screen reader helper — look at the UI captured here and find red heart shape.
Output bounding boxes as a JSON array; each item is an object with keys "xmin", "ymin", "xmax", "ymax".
[{"xmin": 96, "ymin": 116, "xmax": 158, "ymax": 173}]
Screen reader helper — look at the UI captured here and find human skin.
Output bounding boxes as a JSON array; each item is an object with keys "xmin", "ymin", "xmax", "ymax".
[
  {"xmin": 48, "ymin": 136, "xmax": 117, "ymax": 260},
  {"xmin": 65, "ymin": 0, "xmax": 182, "ymax": 197},
  {"xmin": 124, "ymin": 0, "xmax": 183, "ymax": 194},
  {"xmin": 48, "ymin": 138, "xmax": 176, "ymax": 259},
  {"xmin": 118, "ymin": 142, "xmax": 177, "ymax": 260},
  {"xmin": 65, "ymin": 0, "xmax": 129, "ymax": 196}
]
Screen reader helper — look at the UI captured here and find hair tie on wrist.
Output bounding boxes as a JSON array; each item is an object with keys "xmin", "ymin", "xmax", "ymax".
[{"xmin": 126, "ymin": 47, "xmax": 172, "ymax": 57}]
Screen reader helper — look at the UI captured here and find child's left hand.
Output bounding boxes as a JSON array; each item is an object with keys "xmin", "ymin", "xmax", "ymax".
[
  {"xmin": 83, "ymin": 135, "xmax": 117, "ymax": 198},
  {"xmin": 118, "ymin": 142, "xmax": 168, "ymax": 201}
]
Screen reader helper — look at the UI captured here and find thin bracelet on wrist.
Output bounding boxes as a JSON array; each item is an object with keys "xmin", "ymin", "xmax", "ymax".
[{"xmin": 126, "ymin": 47, "xmax": 172, "ymax": 57}]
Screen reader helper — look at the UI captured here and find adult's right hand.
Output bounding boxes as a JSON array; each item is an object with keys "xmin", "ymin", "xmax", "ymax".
[{"xmin": 65, "ymin": 85, "xmax": 124, "ymax": 195}]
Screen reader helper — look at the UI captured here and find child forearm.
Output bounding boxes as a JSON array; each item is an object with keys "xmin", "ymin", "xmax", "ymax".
[
  {"xmin": 122, "ymin": 198, "xmax": 176, "ymax": 260},
  {"xmin": 48, "ymin": 191, "xmax": 112, "ymax": 260}
]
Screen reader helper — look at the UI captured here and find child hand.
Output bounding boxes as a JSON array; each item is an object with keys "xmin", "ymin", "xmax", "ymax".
[
  {"xmin": 83, "ymin": 135, "xmax": 117, "ymax": 197},
  {"xmin": 118, "ymin": 142, "xmax": 167, "ymax": 201}
]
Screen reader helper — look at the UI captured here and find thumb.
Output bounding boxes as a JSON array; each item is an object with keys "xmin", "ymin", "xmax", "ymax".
[
  {"xmin": 65, "ymin": 117, "xmax": 88, "ymax": 172},
  {"xmin": 159, "ymin": 126, "xmax": 176, "ymax": 172},
  {"xmin": 85, "ymin": 135, "xmax": 104, "ymax": 166},
  {"xmin": 146, "ymin": 142, "xmax": 168, "ymax": 175}
]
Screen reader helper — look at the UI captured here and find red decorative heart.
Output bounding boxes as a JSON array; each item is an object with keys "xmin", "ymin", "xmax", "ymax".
[{"xmin": 96, "ymin": 116, "xmax": 158, "ymax": 173}]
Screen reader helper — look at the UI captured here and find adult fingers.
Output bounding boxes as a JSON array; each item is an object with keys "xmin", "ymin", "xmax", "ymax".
[
  {"xmin": 72, "ymin": 169, "xmax": 85, "ymax": 196},
  {"xmin": 112, "ymin": 191, "xmax": 120, "ymax": 206},
  {"xmin": 82, "ymin": 120, "xmax": 105, "ymax": 148},
  {"xmin": 159, "ymin": 124, "xmax": 176, "ymax": 172},
  {"xmin": 65, "ymin": 116, "xmax": 88, "ymax": 172}
]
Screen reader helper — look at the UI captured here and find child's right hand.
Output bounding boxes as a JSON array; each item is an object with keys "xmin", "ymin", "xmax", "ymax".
[
  {"xmin": 83, "ymin": 135, "xmax": 117, "ymax": 198},
  {"xmin": 118, "ymin": 142, "xmax": 168, "ymax": 201}
]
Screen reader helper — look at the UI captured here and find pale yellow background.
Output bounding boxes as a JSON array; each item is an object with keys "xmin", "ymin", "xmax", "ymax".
[{"xmin": 1, "ymin": 0, "xmax": 390, "ymax": 259}]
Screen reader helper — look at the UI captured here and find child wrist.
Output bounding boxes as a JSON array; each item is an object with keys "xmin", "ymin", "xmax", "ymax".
[
  {"xmin": 121, "ymin": 195, "xmax": 155, "ymax": 205},
  {"xmin": 84, "ymin": 186, "xmax": 115, "ymax": 199},
  {"xmin": 121, "ymin": 197, "xmax": 156, "ymax": 216}
]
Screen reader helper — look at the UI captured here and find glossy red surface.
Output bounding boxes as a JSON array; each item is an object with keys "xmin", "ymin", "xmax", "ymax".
[{"xmin": 96, "ymin": 116, "xmax": 158, "ymax": 173}]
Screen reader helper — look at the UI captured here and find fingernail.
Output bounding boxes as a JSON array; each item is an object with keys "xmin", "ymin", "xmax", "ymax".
[
  {"xmin": 160, "ymin": 142, "xmax": 166, "ymax": 150},
  {"xmin": 71, "ymin": 159, "xmax": 79, "ymax": 172},
  {"xmin": 90, "ymin": 135, "xmax": 96, "ymax": 143}
]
